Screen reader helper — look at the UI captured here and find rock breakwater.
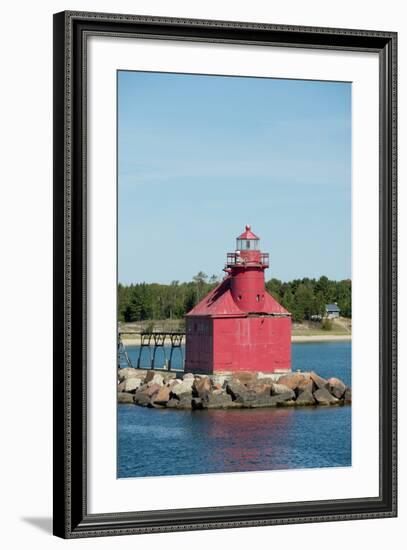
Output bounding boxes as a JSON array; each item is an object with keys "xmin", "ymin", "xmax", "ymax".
[{"xmin": 117, "ymin": 369, "xmax": 351, "ymax": 410}]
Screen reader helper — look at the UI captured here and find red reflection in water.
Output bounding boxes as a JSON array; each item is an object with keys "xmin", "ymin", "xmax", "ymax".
[{"xmin": 202, "ymin": 408, "xmax": 295, "ymax": 471}]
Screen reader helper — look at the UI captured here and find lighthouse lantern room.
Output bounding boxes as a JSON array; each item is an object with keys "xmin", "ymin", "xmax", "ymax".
[{"xmin": 185, "ymin": 225, "xmax": 292, "ymax": 375}]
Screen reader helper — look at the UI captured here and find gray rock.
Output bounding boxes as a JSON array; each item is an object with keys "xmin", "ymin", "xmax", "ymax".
[
  {"xmin": 147, "ymin": 373, "xmax": 165, "ymax": 387},
  {"xmin": 191, "ymin": 397, "xmax": 204, "ymax": 409},
  {"xmin": 251, "ymin": 382, "xmax": 273, "ymax": 397},
  {"xmin": 134, "ymin": 392, "xmax": 151, "ymax": 407},
  {"xmin": 201, "ymin": 391, "xmax": 233, "ymax": 409},
  {"xmin": 277, "ymin": 373, "xmax": 309, "ymax": 390},
  {"xmin": 271, "ymin": 384, "xmax": 295, "ymax": 398},
  {"xmin": 162, "ymin": 372, "xmax": 177, "ymax": 383},
  {"xmin": 144, "ymin": 383, "xmax": 161, "ymax": 397},
  {"xmin": 171, "ymin": 379, "xmax": 194, "ymax": 398},
  {"xmin": 310, "ymin": 372, "xmax": 330, "ymax": 390},
  {"xmin": 270, "ymin": 392, "xmax": 296, "ymax": 405},
  {"xmin": 168, "ymin": 396, "xmax": 192, "ymax": 409},
  {"xmin": 344, "ymin": 388, "xmax": 352, "ymax": 403},
  {"xmin": 328, "ymin": 377, "xmax": 347, "ymax": 399},
  {"xmin": 313, "ymin": 388, "xmax": 340, "ymax": 405},
  {"xmin": 117, "ymin": 392, "xmax": 134, "ymax": 404},
  {"xmin": 248, "ymin": 395, "xmax": 277, "ymax": 408},
  {"xmin": 211, "ymin": 374, "xmax": 231, "ymax": 387},
  {"xmin": 193, "ymin": 376, "xmax": 212, "ymax": 398},
  {"xmin": 232, "ymin": 371, "xmax": 258, "ymax": 386},
  {"xmin": 255, "ymin": 375, "xmax": 275, "ymax": 385},
  {"xmin": 295, "ymin": 378, "xmax": 314, "ymax": 395},
  {"xmin": 295, "ymin": 390, "xmax": 316, "ymax": 406},
  {"xmin": 151, "ymin": 386, "xmax": 171, "ymax": 406},
  {"xmin": 257, "ymin": 372, "xmax": 279, "ymax": 382},
  {"xmin": 118, "ymin": 368, "xmax": 147, "ymax": 382},
  {"xmin": 123, "ymin": 376, "xmax": 143, "ymax": 393},
  {"xmin": 182, "ymin": 372, "xmax": 195, "ymax": 380},
  {"xmin": 226, "ymin": 380, "xmax": 251, "ymax": 402},
  {"xmin": 166, "ymin": 398, "xmax": 180, "ymax": 408}
]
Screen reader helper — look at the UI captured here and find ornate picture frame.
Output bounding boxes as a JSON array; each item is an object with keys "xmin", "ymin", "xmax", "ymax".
[{"xmin": 53, "ymin": 11, "xmax": 397, "ymax": 538}]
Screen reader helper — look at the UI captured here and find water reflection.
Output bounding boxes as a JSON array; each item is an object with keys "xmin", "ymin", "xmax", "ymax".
[
  {"xmin": 205, "ymin": 408, "xmax": 295, "ymax": 471},
  {"xmin": 118, "ymin": 342, "xmax": 352, "ymax": 478},
  {"xmin": 118, "ymin": 404, "xmax": 351, "ymax": 478}
]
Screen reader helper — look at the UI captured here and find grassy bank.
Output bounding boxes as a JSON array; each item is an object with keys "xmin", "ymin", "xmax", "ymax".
[{"xmin": 120, "ymin": 318, "xmax": 351, "ymax": 345}]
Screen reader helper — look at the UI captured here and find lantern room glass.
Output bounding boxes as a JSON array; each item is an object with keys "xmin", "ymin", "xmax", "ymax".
[{"xmin": 236, "ymin": 238, "xmax": 259, "ymax": 251}]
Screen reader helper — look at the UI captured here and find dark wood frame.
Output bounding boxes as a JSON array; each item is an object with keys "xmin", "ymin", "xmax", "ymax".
[{"xmin": 53, "ymin": 10, "xmax": 397, "ymax": 539}]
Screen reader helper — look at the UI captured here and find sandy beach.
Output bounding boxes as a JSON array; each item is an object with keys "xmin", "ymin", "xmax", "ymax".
[
  {"xmin": 291, "ymin": 334, "xmax": 351, "ymax": 343},
  {"xmin": 121, "ymin": 334, "xmax": 351, "ymax": 346}
]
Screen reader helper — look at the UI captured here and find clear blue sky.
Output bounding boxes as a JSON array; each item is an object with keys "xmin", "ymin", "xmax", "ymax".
[{"xmin": 118, "ymin": 71, "xmax": 351, "ymax": 284}]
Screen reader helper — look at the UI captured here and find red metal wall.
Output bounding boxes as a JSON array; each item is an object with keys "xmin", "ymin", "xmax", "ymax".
[
  {"xmin": 229, "ymin": 267, "xmax": 266, "ymax": 313},
  {"xmin": 212, "ymin": 316, "xmax": 291, "ymax": 373},
  {"xmin": 185, "ymin": 315, "xmax": 291, "ymax": 374},
  {"xmin": 185, "ymin": 317, "xmax": 213, "ymax": 374}
]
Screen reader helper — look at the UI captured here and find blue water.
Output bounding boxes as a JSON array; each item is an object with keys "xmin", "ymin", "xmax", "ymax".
[{"xmin": 118, "ymin": 341, "xmax": 351, "ymax": 478}]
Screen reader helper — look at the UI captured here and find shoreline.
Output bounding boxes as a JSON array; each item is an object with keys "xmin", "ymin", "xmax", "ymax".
[
  {"xmin": 121, "ymin": 334, "xmax": 351, "ymax": 346},
  {"xmin": 291, "ymin": 334, "xmax": 351, "ymax": 343},
  {"xmin": 118, "ymin": 369, "xmax": 351, "ymax": 409}
]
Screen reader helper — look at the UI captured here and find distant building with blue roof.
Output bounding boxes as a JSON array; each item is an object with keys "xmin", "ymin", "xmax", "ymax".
[{"xmin": 325, "ymin": 303, "xmax": 341, "ymax": 319}]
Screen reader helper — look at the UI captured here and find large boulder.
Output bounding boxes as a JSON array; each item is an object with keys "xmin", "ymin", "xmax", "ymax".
[
  {"xmin": 147, "ymin": 373, "xmax": 165, "ymax": 387},
  {"xmin": 248, "ymin": 395, "xmax": 277, "ymax": 408},
  {"xmin": 201, "ymin": 391, "xmax": 233, "ymax": 409},
  {"xmin": 118, "ymin": 368, "xmax": 147, "ymax": 382},
  {"xmin": 255, "ymin": 375, "xmax": 275, "ymax": 385},
  {"xmin": 134, "ymin": 391, "xmax": 151, "ymax": 407},
  {"xmin": 295, "ymin": 378, "xmax": 314, "ymax": 395},
  {"xmin": 211, "ymin": 374, "xmax": 231, "ymax": 387},
  {"xmin": 313, "ymin": 388, "xmax": 340, "ymax": 405},
  {"xmin": 151, "ymin": 386, "xmax": 171, "ymax": 406},
  {"xmin": 251, "ymin": 382, "xmax": 273, "ymax": 397},
  {"xmin": 231, "ymin": 371, "xmax": 258, "ymax": 386},
  {"xmin": 167, "ymin": 396, "xmax": 192, "ymax": 409},
  {"xmin": 170, "ymin": 379, "xmax": 194, "ymax": 399},
  {"xmin": 271, "ymin": 383, "xmax": 295, "ymax": 398},
  {"xmin": 277, "ymin": 373, "xmax": 309, "ymax": 390},
  {"xmin": 117, "ymin": 392, "xmax": 134, "ymax": 404},
  {"xmin": 193, "ymin": 376, "xmax": 212, "ymax": 398},
  {"xmin": 257, "ymin": 372, "xmax": 278, "ymax": 382},
  {"xmin": 122, "ymin": 376, "xmax": 143, "ymax": 393},
  {"xmin": 226, "ymin": 379, "xmax": 250, "ymax": 400},
  {"xmin": 295, "ymin": 390, "xmax": 316, "ymax": 406},
  {"xmin": 270, "ymin": 392, "xmax": 296, "ymax": 406},
  {"xmin": 226, "ymin": 380, "xmax": 260, "ymax": 406},
  {"xmin": 310, "ymin": 372, "xmax": 330, "ymax": 390},
  {"xmin": 328, "ymin": 377, "xmax": 347, "ymax": 399},
  {"xmin": 145, "ymin": 383, "xmax": 161, "ymax": 397},
  {"xmin": 162, "ymin": 372, "xmax": 177, "ymax": 383}
]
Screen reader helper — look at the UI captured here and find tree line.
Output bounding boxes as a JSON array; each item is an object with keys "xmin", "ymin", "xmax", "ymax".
[{"xmin": 118, "ymin": 273, "xmax": 351, "ymax": 324}]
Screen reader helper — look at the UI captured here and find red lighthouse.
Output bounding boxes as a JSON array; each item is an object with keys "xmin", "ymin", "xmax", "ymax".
[{"xmin": 185, "ymin": 225, "xmax": 291, "ymax": 375}]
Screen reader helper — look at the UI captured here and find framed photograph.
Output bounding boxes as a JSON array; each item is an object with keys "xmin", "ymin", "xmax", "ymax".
[{"xmin": 53, "ymin": 11, "xmax": 397, "ymax": 538}]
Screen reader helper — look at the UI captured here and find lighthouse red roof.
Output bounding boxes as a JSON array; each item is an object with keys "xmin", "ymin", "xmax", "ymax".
[
  {"xmin": 237, "ymin": 224, "xmax": 259, "ymax": 240},
  {"xmin": 186, "ymin": 276, "xmax": 289, "ymax": 317}
]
